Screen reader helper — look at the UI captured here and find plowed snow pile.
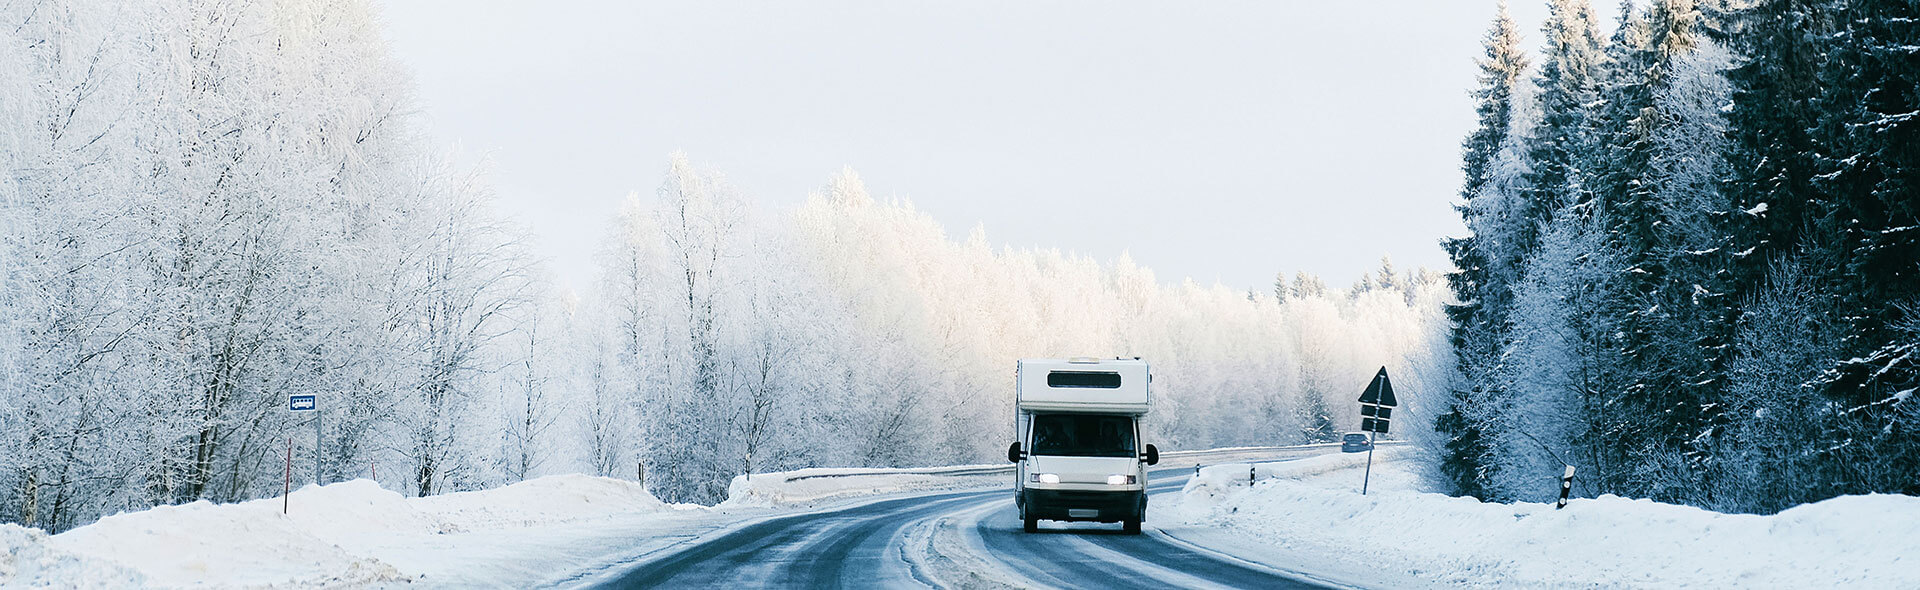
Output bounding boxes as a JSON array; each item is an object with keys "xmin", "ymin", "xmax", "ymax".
[
  {"xmin": 0, "ymin": 524, "xmax": 145, "ymax": 588},
  {"xmin": 722, "ymin": 464, "xmax": 1007, "ymax": 508},
  {"xmin": 1170, "ymin": 449, "xmax": 1920, "ymax": 588},
  {"xmin": 414, "ymin": 474, "xmax": 676, "ymax": 530},
  {"xmin": 0, "ymin": 475, "xmax": 680, "ymax": 588}
]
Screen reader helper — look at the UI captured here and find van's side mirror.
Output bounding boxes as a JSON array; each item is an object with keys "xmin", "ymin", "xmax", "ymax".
[
  {"xmin": 1007, "ymin": 442, "xmax": 1023, "ymax": 463},
  {"xmin": 1143, "ymin": 444, "xmax": 1160, "ymax": 466}
]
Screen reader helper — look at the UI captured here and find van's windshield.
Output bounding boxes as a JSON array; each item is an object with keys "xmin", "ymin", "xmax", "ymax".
[{"xmin": 1031, "ymin": 414, "xmax": 1136, "ymax": 458}]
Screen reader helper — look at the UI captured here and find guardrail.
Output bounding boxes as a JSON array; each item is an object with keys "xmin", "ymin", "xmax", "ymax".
[
  {"xmin": 1192, "ymin": 442, "xmax": 1412, "ymax": 490},
  {"xmin": 776, "ymin": 442, "xmax": 1396, "ymax": 483},
  {"xmin": 783, "ymin": 465, "xmax": 1012, "ymax": 482}
]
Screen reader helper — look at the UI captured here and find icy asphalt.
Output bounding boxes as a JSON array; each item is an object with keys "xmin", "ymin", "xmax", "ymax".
[{"xmin": 578, "ymin": 449, "xmax": 1340, "ymax": 589}]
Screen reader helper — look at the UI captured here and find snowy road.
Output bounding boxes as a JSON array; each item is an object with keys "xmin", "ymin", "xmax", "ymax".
[{"xmin": 583, "ymin": 449, "xmax": 1339, "ymax": 589}]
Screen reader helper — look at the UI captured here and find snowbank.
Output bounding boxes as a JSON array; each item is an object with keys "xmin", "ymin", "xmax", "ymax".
[
  {"xmin": 1181, "ymin": 446, "xmax": 1400, "ymax": 498},
  {"xmin": 1170, "ymin": 451, "xmax": 1920, "ymax": 588},
  {"xmin": 0, "ymin": 524, "xmax": 145, "ymax": 589},
  {"xmin": 47, "ymin": 482, "xmax": 410, "ymax": 588},
  {"xmin": 722, "ymin": 464, "xmax": 1009, "ymax": 508},
  {"xmin": 36, "ymin": 475, "xmax": 681, "ymax": 588},
  {"xmin": 412, "ymin": 473, "xmax": 681, "ymax": 530}
]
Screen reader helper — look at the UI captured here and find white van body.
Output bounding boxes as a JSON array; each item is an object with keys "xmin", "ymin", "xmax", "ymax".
[{"xmin": 1008, "ymin": 357, "xmax": 1159, "ymax": 534}]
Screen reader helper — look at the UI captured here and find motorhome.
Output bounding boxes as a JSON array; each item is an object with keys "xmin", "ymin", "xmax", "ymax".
[{"xmin": 1006, "ymin": 357, "xmax": 1159, "ymax": 534}]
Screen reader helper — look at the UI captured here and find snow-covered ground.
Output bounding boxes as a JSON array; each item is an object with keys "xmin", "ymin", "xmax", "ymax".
[
  {"xmin": 0, "ymin": 466, "xmax": 1015, "ymax": 589},
  {"xmin": 2, "ymin": 475, "xmax": 716, "ymax": 589},
  {"xmin": 0, "ymin": 524, "xmax": 145, "ymax": 588},
  {"xmin": 14, "ymin": 450, "xmax": 1917, "ymax": 589},
  {"xmin": 1162, "ymin": 447, "xmax": 1920, "ymax": 588}
]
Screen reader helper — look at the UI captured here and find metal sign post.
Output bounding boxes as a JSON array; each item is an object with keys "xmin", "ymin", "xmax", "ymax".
[
  {"xmin": 1357, "ymin": 367, "xmax": 1398, "ymax": 495},
  {"xmin": 290, "ymin": 394, "xmax": 319, "ymax": 487},
  {"xmin": 1363, "ymin": 429, "xmax": 1377, "ymax": 495}
]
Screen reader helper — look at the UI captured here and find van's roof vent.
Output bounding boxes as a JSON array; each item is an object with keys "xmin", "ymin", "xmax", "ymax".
[{"xmin": 1067, "ymin": 356, "xmax": 1100, "ymax": 364}]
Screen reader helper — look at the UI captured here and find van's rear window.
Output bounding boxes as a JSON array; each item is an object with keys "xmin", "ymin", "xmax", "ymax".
[{"xmin": 1048, "ymin": 371, "xmax": 1122, "ymax": 388}]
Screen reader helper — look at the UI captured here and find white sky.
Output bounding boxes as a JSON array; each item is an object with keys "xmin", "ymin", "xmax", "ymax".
[{"xmin": 378, "ymin": 1, "xmax": 1617, "ymax": 293}]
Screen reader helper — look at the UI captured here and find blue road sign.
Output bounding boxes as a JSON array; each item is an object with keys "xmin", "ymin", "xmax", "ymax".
[{"xmin": 289, "ymin": 395, "xmax": 316, "ymax": 412}]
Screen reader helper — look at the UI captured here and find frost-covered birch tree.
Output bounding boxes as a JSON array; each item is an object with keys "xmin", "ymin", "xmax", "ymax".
[{"xmin": 392, "ymin": 168, "xmax": 533, "ymax": 497}]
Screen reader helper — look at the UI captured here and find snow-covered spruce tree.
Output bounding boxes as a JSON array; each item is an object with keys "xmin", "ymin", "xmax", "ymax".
[
  {"xmin": 1450, "ymin": 0, "xmax": 1916, "ymax": 510},
  {"xmin": 1489, "ymin": 199, "xmax": 1626, "ymax": 502},
  {"xmin": 1809, "ymin": 0, "xmax": 1919, "ymax": 341},
  {"xmin": 1632, "ymin": 29, "xmax": 1745, "ymax": 504},
  {"xmin": 1520, "ymin": 0, "xmax": 1607, "ymax": 238},
  {"xmin": 1713, "ymin": 258, "xmax": 1847, "ymax": 513},
  {"xmin": 1438, "ymin": 0, "xmax": 1532, "ymax": 500},
  {"xmin": 1799, "ymin": 0, "xmax": 1920, "ymax": 501},
  {"xmin": 1454, "ymin": 0, "xmax": 1606, "ymax": 500},
  {"xmin": 1290, "ymin": 272, "xmax": 1329, "ymax": 299},
  {"xmin": 1722, "ymin": 0, "xmax": 1837, "ymax": 276},
  {"xmin": 1581, "ymin": 0, "xmax": 1739, "ymax": 502},
  {"xmin": 1712, "ymin": 5, "xmax": 1842, "ymax": 487}
]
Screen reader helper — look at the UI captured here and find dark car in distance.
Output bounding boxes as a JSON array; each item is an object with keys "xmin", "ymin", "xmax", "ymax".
[{"xmin": 1341, "ymin": 432, "xmax": 1371, "ymax": 453}]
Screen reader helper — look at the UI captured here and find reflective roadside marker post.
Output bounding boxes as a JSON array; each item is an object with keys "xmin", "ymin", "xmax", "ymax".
[
  {"xmin": 283, "ymin": 437, "xmax": 293, "ymax": 514},
  {"xmin": 1357, "ymin": 367, "xmax": 1398, "ymax": 496},
  {"xmin": 1558, "ymin": 464, "xmax": 1576, "ymax": 509}
]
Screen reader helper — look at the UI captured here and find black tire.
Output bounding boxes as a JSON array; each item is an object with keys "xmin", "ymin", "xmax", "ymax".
[
  {"xmin": 1023, "ymin": 514, "xmax": 1039, "ymax": 533},
  {"xmin": 1122, "ymin": 518, "xmax": 1141, "ymax": 535}
]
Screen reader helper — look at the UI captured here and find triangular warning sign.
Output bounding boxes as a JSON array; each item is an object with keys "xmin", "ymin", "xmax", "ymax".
[
  {"xmin": 1359, "ymin": 367, "xmax": 1397, "ymax": 407},
  {"xmin": 1378, "ymin": 369, "xmax": 1396, "ymax": 407}
]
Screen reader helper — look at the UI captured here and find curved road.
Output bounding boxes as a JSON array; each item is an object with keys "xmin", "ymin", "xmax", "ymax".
[{"xmin": 581, "ymin": 449, "xmax": 1339, "ymax": 589}]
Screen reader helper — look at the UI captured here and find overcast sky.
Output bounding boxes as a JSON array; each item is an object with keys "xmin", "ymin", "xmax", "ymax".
[{"xmin": 378, "ymin": 1, "xmax": 1618, "ymax": 293}]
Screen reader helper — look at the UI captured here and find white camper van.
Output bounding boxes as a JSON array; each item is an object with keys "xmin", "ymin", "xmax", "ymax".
[{"xmin": 1006, "ymin": 357, "xmax": 1160, "ymax": 534}]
